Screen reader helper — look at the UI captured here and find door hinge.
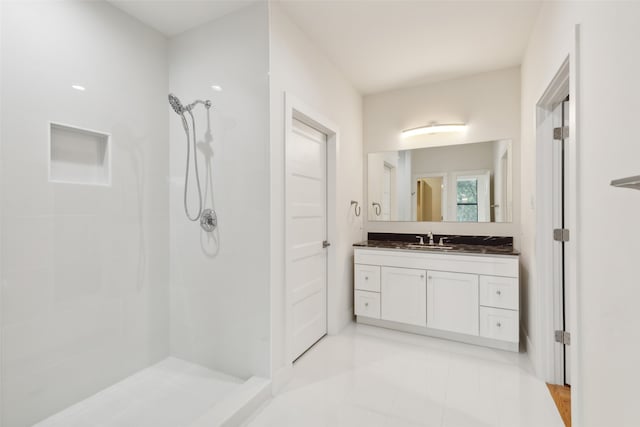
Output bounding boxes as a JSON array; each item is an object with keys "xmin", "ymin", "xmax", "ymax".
[
  {"xmin": 322, "ymin": 240, "xmax": 331, "ymax": 248},
  {"xmin": 553, "ymin": 228, "xmax": 570, "ymax": 242},
  {"xmin": 555, "ymin": 330, "xmax": 571, "ymax": 345},
  {"xmin": 553, "ymin": 126, "xmax": 570, "ymax": 140}
]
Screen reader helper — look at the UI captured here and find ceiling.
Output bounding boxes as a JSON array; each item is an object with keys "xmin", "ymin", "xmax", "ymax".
[
  {"xmin": 279, "ymin": 0, "xmax": 542, "ymax": 94},
  {"xmin": 108, "ymin": 1, "xmax": 254, "ymax": 37},
  {"xmin": 107, "ymin": 0, "xmax": 541, "ymax": 94}
]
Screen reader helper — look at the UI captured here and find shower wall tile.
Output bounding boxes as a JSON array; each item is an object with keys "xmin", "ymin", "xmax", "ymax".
[
  {"xmin": 0, "ymin": 1, "xmax": 170, "ymax": 425},
  {"xmin": 168, "ymin": 2, "xmax": 271, "ymax": 380}
]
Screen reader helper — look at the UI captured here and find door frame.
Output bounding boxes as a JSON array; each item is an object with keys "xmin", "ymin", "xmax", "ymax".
[
  {"xmin": 534, "ymin": 25, "xmax": 580, "ymax": 423},
  {"xmin": 284, "ymin": 93, "xmax": 338, "ymax": 364},
  {"xmin": 536, "ymin": 58, "xmax": 572, "ymax": 384}
]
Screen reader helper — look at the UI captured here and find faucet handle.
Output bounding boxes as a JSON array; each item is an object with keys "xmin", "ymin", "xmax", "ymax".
[
  {"xmin": 439, "ymin": 237, "xmax": 447, "ymax": 246},
  {"xmin": 415, "ymin": 235, "xmax": 425, "ymax": 245}
]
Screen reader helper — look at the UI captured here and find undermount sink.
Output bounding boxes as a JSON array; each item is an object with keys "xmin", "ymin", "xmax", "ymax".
[{"xmin": 406, "ymin": 244, "xmax": 454, "ymax": 250}]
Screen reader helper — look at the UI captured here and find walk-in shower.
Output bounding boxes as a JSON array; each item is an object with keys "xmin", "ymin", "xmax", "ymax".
[{"xmin": 0, "ymin": 1, "xmax": 271, "ymax": 426}]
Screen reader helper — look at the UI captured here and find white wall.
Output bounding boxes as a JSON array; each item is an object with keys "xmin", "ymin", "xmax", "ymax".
[
  {"xmin": 364, "ymin": 67, "xmax": 521, "ymax": 240},
  {"xmin": 0, "ymin": 2, "xmax": 169, "ymax": 425},
  {"xmin": 269, "ymin": 3, "xmax": 363, "ymax": 379},
  {"xmin": 521, "ymin": 2, "xmax": 640, "ymax": 425},
  {"xmin": 168, "ymin": 2, "xmax": 271, "ymax": 379}
]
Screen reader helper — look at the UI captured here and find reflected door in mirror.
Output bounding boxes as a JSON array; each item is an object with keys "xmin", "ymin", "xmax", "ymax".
[{"xmin": 416, "ymin": 177, "xmax": 443, "ymax": 221}]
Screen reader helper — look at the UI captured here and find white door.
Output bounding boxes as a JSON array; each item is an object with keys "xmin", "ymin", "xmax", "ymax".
[
  {"xmin": 427, "ymin": 271, "xmax": 479, "ymax": 335},
  {"xmin": 381, "ymin": 267, "xmax": 427, "ymax": 327},
  {"xmin": 287, "ymin": 118, "xmax": 328, "ymax": 361}
]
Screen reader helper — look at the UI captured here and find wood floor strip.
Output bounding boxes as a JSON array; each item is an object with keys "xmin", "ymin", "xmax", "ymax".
[{"xmin": 547, "ymin": 383, "xmax": 571, "ymax": 427}]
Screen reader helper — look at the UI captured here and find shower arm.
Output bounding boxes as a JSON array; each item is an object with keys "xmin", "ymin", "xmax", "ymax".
[{"xmin": 186, "ymin": 100, "xmax": 212, "ymax": 111}]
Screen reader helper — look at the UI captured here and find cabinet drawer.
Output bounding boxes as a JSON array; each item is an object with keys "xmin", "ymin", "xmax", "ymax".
[
  {"xmin": 354, "ymin": 290, "xmax": 380, "ymax": 319},
  {"xmin": 480, "ymin": 275, "xmax": 518, "ymax": 310},
  {"xmin": 479, "ymin": 307, "xmax": 519, "ymax": 343},
  {"xmin": 355, "ymin": 264, "xmax": 381, "ymax": 292}
]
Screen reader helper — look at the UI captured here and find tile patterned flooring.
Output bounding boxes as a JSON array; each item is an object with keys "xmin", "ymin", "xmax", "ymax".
[{"xmin": 249, "ymin": 323, "xmax": 564, "ymax": 427}]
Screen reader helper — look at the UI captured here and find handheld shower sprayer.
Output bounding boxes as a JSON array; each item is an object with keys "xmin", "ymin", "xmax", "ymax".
[
  {"xmin": 168, "ymin": 93, "xmax": 185, "ymax": 114},
  {"xmin": 168, "ymin": 93, "xmax": 212, "ymax": 225}
]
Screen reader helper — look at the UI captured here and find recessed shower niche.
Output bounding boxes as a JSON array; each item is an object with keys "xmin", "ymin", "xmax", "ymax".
[{"xmin": 49, "ymin": 122, "xmax": 111, "ymax": 185}]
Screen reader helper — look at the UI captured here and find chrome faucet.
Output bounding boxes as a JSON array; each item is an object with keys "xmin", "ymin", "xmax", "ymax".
[
  {"xmin": 427, "ymin": 231, "xmax": 434, "ymax": 245},
  {"xmin": 415, "ymin": 235, "xmax": 425, "ymax": 245}
]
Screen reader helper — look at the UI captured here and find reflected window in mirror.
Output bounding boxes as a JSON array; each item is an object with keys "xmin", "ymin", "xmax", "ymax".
[{"xmin": 456, "ymin": 177, "xmax": 478, "ymax": 222}]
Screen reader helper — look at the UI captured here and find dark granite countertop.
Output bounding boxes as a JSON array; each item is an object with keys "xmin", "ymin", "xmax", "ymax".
[{"xmin": 353, "ymin": 240, "xmax": 519, "ymax": 256}]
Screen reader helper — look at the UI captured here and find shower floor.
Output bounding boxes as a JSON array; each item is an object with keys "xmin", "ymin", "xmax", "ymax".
[{"xmin": 34, "ymin": 357, "xmax": 244, "ymax": 427}]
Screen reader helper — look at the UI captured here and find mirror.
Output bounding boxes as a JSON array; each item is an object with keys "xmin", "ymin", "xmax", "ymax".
[{"xmin": 367, "ymin": 140, "xmax": 513, "ymax": 222}]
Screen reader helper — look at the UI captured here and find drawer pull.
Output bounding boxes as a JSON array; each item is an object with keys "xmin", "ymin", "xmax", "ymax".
[
  {"xmin": 420, "ymin": 275, "xmax": 425, "ymax": 279},
  {"xmin": 496, "ymin": 322, "xmax": 502, "ymax": 328},
  {"xmin": 365, "ymin": 276, "xmax": 369, "ymax": 280},
  {"xmin": 496, "ymin": 290, "xmax": 502, "ymax": 296},
  {"xmin": 364, "ymin": 302, "xmax": 369, "ymax": 307}
]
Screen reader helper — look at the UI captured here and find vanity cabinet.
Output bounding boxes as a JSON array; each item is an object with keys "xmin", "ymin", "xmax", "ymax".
[
  {"xmin": 427, "ymin": 271, "xmax": 479, "ymax": 336},
  {"xmin": 354, "ymin": 248, "xmax": 520, "ymax": 351}
]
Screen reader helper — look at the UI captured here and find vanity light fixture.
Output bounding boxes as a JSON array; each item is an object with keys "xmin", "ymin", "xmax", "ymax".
[
  {"xmin": 71, "ymin": 85, "xmax": 86, "ymax": 91},
  {"xmin": 401, "ymin": 123, "xmax": 467, "ymax": 138}
]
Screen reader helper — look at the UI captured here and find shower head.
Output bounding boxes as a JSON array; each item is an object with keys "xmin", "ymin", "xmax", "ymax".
[{"xmin": 168, "ymin": 93, "xmax": 184, "ymax": 115}]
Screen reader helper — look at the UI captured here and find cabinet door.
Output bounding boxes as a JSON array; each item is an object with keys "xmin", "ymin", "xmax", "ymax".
[
  {"xmin": 381, "ymin": 267, "xmax": 427, "ymax": 327},
  {"xmin": 427, "ymin": 271, "xmax": 479, "ymax": 336}
]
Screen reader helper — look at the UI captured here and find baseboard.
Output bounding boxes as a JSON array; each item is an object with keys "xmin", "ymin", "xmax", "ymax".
[{"xmin": 358, "ymin": 316, "xmax": 519, "ymax": 352}]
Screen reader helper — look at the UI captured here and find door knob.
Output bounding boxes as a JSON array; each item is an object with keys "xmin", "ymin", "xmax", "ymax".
[{"xmin": 496, "ymin": 290, "xmax": 502, "ymax": 296}]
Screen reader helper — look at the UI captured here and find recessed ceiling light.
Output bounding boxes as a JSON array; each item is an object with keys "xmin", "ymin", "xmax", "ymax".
[
  {"xmin": 401, "ymin": 123, "xmax": 467, "ymax": 138},
  {"xmin": 71, "ymin": 85, "xmax": 86, "ymax": 91},
  {"xmin": 211, "ymin": 85, "xmax": 222, "ymax": 92}
]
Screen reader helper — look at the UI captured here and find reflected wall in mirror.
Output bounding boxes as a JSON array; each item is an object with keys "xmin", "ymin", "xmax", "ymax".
[{"xmin": 368, "ymin": 140, "xmax": 513, "ymax": 222}]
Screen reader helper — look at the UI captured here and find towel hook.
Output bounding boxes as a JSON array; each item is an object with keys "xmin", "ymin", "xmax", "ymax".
[
  {"xmin": 350, "ymin": 200, "xmax": 361, "ymax": 217},
  {"xmin": 372, "ymin": 202, "xmax": 382, "ymax": 216}
]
